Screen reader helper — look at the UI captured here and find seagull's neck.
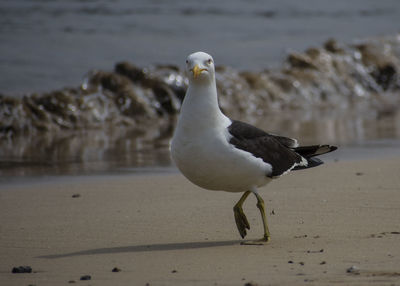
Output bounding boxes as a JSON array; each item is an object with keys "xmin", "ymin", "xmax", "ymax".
[{"xmin": 178, "ymin": 80, "xmax": 229, "ymax": 131}]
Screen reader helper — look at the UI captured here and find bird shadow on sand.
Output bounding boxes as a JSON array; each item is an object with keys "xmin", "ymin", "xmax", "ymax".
[{"xmin": 38, "ymin": 240, "xmax": 243, "ymax": 259}]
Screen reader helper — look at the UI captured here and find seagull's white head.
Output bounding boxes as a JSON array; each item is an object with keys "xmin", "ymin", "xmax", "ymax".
[{"xmin": 185, "ymin": 52, "xmax": 215, "ymax": 84}]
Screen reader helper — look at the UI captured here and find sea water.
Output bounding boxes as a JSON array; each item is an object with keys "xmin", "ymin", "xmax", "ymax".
[{"xmin": 1, "ymin": 0, "xmax": 399, "ymax": 95}]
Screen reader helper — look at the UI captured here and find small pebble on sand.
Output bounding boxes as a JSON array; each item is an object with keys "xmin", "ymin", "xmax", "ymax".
[
  {"xmin": 11, "ymin": 266, "xmax": 32, "ymax": 273},
  {"xmin": 80, "ymin": 275, "xmax": 91, "ymax": 280}
]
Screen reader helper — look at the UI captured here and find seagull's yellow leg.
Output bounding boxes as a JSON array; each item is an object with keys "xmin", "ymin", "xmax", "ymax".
[
  {"xmin": 255, "ymin": 192, "xmax": 271, "ymax": 243},
  {"xmin": 241, "ymin": 191, "xmax": 271, "ymax": 245},
  {"xmin": 233, "ymin": 191, "xmax": 251, "ymax": 238}
]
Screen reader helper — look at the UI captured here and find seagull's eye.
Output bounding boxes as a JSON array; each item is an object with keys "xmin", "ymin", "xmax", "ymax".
[
  {"xmin": 186, "ymin": 60, "xmax": 189, "ymax": 64},
  {"xmin": 207, "ymin": 59, "xmax": 213, "ymax": 65}
]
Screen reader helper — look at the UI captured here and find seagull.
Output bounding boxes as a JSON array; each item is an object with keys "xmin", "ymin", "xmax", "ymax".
[{"xmin": 170, "ymin": 51, "xmax": 337, "ymax": 245}]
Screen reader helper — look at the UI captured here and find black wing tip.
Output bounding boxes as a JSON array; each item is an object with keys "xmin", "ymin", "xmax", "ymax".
[
  {"xmin": 324, "ymin": 145, "xmax": 338, "ymax": 155},
  {"xmin": 318, "ymin": 144, "xmax": 338, "ymax": 152},
  {"xmin": 330, "ymin": 145, "xmax": 338, "ymax": 152}
]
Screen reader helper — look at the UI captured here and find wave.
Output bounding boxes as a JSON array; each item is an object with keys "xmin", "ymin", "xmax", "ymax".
[{"xmin": 1, "ymin": 35, "xmax": 399, "ymax": 138}]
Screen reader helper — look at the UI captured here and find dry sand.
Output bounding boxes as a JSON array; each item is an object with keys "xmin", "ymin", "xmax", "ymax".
[{"xmin": 1, "ymin": 158, "xmax": 400, "ymax": 286}]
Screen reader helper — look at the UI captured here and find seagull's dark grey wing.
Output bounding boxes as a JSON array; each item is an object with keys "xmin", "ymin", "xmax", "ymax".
[
  {"xmin": 227, "ymin": 120, "xmax": 305, "ymax": 177},
  {"xmin": 227, "ymin": 120, "xmax": 298, "ymax": 148}
]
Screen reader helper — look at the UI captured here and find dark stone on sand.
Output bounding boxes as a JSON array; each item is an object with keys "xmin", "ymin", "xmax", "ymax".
[
  {"xmin": 80, "ymin": 275, "xmax": 91, "ymax": 280},
  {"xmin": 346, "ymin": 265, "xmax": 360, "ymax": 274},
  {"xmin": 294, "ymin": 235, "xmax": 308, "ymax": 238},
  {"xmin": 244, "ymin": 282, "xmax": 259, "ymax": 286},
  {"xmin": 307, "ymin": 248, "xmax": 324, "ymax": 253},
  {"xmin": 72, "ymin": 194, "xmax": 81, "ymax": 198},
  {"xmin": 171, "ymin": 269, "xmax": 177, "ymax": 273},
  {"xmin": 112, "ymin": 267, "xmax": 121, "ymax": 272},
  {"xmin": 11, "ymin": 266, "xmax": 32, "ymax": 273}
]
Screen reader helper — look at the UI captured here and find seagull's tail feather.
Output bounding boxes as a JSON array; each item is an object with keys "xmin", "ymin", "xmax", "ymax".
[{"xmin": 292, "ymin": 145, "xmax": 337, "ymax": 171}]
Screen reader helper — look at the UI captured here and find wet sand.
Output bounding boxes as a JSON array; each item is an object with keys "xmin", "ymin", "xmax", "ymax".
[{"xmin": 1, "ymin": 158, "xmax": 400, "ymax": 285}]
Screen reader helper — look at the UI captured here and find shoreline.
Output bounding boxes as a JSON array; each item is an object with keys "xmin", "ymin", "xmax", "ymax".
[
  {"xmin": 1, "ymin": 157, "xmax": 400, "ymax": 285},
  {"xmin": 2, "ymin": 138, "xmax": 400, "ymax": 183}
]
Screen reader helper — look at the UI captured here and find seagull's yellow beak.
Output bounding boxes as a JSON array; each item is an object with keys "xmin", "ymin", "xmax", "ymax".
[{"xmin": 192, "ymin": 64, "xmax": 207, "ymax": 78}]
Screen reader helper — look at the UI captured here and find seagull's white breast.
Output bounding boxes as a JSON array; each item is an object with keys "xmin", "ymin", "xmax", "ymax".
[{"xmin": 171, "ymin": 116, "xmax": 272, "ymax": 192}]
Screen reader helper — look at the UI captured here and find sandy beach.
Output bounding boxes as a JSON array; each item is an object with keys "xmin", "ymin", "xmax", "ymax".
[
  {"xmin": 1, "ymin": 158, "xmax": 400, "ymax": 285},
  {"xmin": 2, "ymin": 2, "xmax": 400, "ymax": 285}
]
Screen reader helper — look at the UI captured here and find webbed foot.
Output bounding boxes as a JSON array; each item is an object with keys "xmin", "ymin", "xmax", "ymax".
[
  {"xmin": 234, "ymin": 205, "xmax": 250, "ymax": 238},
  {"xmin": 240, "ymin": 234, "xmax": 271, "ymax": 245}
]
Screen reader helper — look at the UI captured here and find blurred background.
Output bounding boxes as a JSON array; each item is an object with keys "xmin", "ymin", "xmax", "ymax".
[{"xmin": 1, "ymin": 0, "xmax": 400, "ymax": 180}]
